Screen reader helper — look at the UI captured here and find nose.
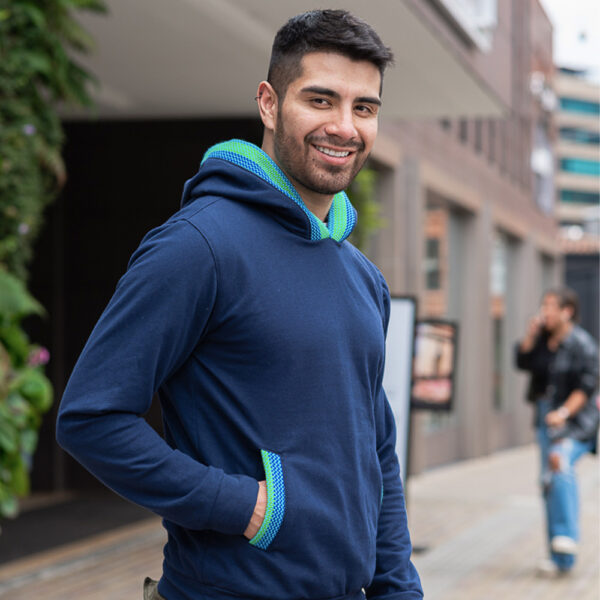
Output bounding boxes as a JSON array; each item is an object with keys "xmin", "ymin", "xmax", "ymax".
[{"xmin": 324, "ymin": 105, "xmax": 359, "ymax": 143}]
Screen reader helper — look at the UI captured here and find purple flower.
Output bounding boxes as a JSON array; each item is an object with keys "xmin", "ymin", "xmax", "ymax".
[
  {"xmin": 28, "ymin": 347, "xmax": 50, "ymax": 367},
  {"xmin": 18, "ymin": 223, "xmax": 30, "ymax": 235},
  {"xmin": 23, "ymin": 124, "xmax": 36, "ymax": 136}
]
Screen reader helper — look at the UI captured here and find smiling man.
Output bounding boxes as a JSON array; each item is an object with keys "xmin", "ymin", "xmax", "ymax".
[{"xmin": 57, "ymin": 9, "xmax": 423, "ymax": 600}]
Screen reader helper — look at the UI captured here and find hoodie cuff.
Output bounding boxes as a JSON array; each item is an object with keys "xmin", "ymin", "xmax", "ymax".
[{"xmin": 207, "ymin": 473, "xmax": 258, "ymax": 535}]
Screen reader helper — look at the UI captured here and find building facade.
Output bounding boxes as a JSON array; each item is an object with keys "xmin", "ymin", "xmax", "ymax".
[
  {"xmin": 366, "ymin": 0, "xmax": 560, "ymax": 471},
  {"xmin": 555, "ymin": 68, "xmax": 600, "ymax": 339},
  {"xmin": 29, "ymin": 0, "xmax": 561, "ymax": 491}
]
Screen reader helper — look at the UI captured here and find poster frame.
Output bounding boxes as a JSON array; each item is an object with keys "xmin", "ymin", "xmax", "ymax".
[{"xmin": 410, "ymin": 317, "xmax": 459, "ymax": 412}]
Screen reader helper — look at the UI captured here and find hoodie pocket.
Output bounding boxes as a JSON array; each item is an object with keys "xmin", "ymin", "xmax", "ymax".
[{"xmin": 249, "ymin": 449, "xmax": 286, "ymax": 550}]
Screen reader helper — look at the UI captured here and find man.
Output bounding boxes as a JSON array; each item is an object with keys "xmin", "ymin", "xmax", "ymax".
[
  {"xmin": 516, "ymin": 289, "xmax": 599, "ymax": 575},
  {"xmin": 57, "ymin": 9, "xmax": 424, "ymax": 600}
]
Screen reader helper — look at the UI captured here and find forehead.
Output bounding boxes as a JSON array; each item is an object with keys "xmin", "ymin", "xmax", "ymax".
[
  {"xmin": 542, "ymin": 294, "xmax": 560, "ymax": 307},
  {"xmin": 289, "ymin": 51, "xmax": 381, "ymax": 97}
]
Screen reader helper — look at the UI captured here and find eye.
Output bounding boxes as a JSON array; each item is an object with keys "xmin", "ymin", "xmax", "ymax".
[
  {"xmin": 310, "ymin": 97, "xmax": 332, "ymax": 108},
  {"xmin": 355, "ymin": 104, "xmax": 378, "ymax": 116}
]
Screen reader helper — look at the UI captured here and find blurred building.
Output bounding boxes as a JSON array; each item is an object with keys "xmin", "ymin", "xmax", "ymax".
[
  {"xmin": 554, "ymin": 68, "xmax": 600, "ymax": 340},
  {"xmin": 30, "ymin": 0, "xmax": 561, "ymax": 492},
  {"xmin": 367, "ymin": 0, "xmax": 559, "ymax": 471}
]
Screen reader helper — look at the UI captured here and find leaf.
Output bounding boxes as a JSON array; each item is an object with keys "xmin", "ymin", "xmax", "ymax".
[
  {"xmin": 0, "ymin": 420, "xmax": 18, "ymax": 454},
  {"xmin": 19, "ymin": 428, "xmax": 38, "ymax": 455},
  {"xmin": 0, "ymin": 325, "xmax": 30, "ymax": 366},
  {"xmin": 0, "ymin": 491, "xmax": 18, "ymax": 519},
  {"xmin": 11, "ymin": 368, "xmax": 53, "ymax": 413},
  {"xmin": 10, "ymin": 456, "xmax": 30, "ymax": 497},
  {"xmin": 20, "ymin": 4, "xmax": 46, "ymax": 29},
  {"xmin": 0, "ymin": 270, "xmax": 45, "ymax": 321}
]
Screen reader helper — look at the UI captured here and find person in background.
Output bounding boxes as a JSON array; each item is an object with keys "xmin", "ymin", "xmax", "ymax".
[
  {"xmin": 515, "ymin": 288, "xmax": 599, "ymax": 576},
  {"xmin": 56, "ymin": 9, "xmax": 423, "ymax": 600}
]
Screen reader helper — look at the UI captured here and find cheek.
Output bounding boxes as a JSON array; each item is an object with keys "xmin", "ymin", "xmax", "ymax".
[{"xmin": 360, "ymin": 122, "xmax": 378, "ymax": 151}]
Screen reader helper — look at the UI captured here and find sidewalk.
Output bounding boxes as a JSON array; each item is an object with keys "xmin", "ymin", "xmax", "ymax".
[
  {"xmin": 408, "ymin": 443, "xmax": 599, "ymax": 599},
  {"xmin": 0, "ymin": 443, "xmax": 597, "ymax": 598}
]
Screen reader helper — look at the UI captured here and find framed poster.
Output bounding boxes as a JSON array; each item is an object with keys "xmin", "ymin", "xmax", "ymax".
[
  {"xmin": 382, "ymin": 296, "xmax": 417, "ymax": 484},
  {"xmin": 410, "ymin": 319, "xmax": 458, "ymax": 411}
]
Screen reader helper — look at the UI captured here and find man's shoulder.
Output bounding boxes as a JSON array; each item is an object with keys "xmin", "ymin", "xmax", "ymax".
[
  {"xmin": 570, "ymin": 325, "xmax": 598, "ymax": 353},
  {"xmin": 343, "ymin": 242, "xmax": 388, "ymax": 290}
]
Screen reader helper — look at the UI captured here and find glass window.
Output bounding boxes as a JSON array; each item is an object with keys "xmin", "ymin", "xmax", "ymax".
[
  {"xmin": 560, "ymin": 190, "xmax": 600, "ymax": 204},
  {"xmin": 459, "ymin": 119, "xmax": 468, "ymax": 144},
  {"xmin": 560, "ymin": 97, "xmax": 600, "ymax": 115},
  {"xmin": 560, "ymin": 158, "xmax": 600, "ymax": 177},
  {"xmin": 488, "ymin": 120, "xmax": 496, "ymax": 163},
  {"xmin": 492, "ymin": 317, "xmax": 503, "ymax": 410},
  {"xmin": 424, "ymin": 237, "xmax": 441, "ymax": 290},
  {"xmin": 475, "ymin": 119, "xmax": 482, "ymax": 153},
  {"xmin": 490, "ymin": 234, "xmax": 507, "ymax": 297},
  {"xmin": 559, "ymin": 127, "xmax": 600, "ymax": 145}
]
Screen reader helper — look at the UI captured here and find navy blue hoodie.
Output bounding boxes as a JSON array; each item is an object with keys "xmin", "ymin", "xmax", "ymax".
[{"xmin": 56, "ymin": 140, "xmax": 423, "ymax": 600}]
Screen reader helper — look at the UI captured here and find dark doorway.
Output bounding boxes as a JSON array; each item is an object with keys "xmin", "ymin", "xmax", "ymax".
[{"xmin": 27, "ymin": 118, "xmax": 262, "ymax": 492}]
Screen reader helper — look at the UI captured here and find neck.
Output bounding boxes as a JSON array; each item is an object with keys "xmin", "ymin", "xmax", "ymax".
[
  {"xmin": 287, "ymin": 178, "xmax": 333, "ymax": 222},
  {"xmin": 550, "ymin": 321, "xmax": 573, "ymax": 345}
]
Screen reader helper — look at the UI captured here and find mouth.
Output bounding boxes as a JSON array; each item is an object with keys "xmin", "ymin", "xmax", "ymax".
[
  {"xmin": 314, "ymin": 145, "xmax": 352, "ymax": 158},
  {"xmin": 312, "ymin": 144, "xmax": 358, "ymax": 166}
]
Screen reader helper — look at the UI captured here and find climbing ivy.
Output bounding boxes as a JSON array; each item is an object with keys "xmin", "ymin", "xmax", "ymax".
[{"xmin": 0, "ymin": 0, "xmax": 106, "ymax": 519}]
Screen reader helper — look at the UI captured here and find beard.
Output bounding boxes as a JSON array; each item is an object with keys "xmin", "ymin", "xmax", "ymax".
[{"xmin": 273, "ymin": 120, "xmax": 367, "ymax": 196}]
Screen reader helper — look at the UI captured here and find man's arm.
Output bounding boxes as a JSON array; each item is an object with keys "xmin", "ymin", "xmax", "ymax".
[
  {"xmin": 545, "ymin": 333, "xmax": 599, "ymax": 427},
  {"xmin": 515, "ymin": 316, "xmax": 544, "ymax": 371},
  {"xmin": 56, "ymin": 219, "xmax": 258, "ymax": 535},
  {"xmin": 365, "ymin": 276, "xmax": 423, "ymax": 599}
]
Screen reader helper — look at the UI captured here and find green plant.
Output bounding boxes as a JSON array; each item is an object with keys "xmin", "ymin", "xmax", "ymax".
[
  {"xmin": 0, "ymin": 0, "xmax": 106, "ymax": 519},
  {"xmin": 0, "ymin": 0, "xmax": 106, "ymax": 279},
  {"xmin": 347, "ymin": 167, "xmax": 387, "ymax": 253},
  {"xmin": 0, "ymin": 270, "xmax": 52, "ymax": 518}
]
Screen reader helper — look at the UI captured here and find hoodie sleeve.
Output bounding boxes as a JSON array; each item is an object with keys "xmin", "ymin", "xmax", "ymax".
[
  {"xmin": 56, "ymin": 218, "xmax": 258, "ymax": 535},
  {"xmin": 366, "ymin": 277, "xmax": 424, "ymax": 599}
]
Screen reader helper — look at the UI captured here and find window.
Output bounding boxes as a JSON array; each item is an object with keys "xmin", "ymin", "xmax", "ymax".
[
  {"xmin": 559, "ymin": 127, "xmax": 600, "ymax": 145},
  {"xmin": 492, "ymin": 317, "xmax": 503, "ymax": 410},
  {"xmin": 474, "ymin": 119, "xmax": 483, "ymax": 153},
  {"xmin": 490, "ymin": 234, "xmax": 507, "ymax": 297},
  {"xmin": 459, "ymin": 119, "xmax": 468, "ymax": 144},
  {"xmin": 488, "ymin": 120, "xmax": 496, "ymax": 163},
  {"xmin": 425, "ymin": 238, "xmax": 441, "ymax": 290},
  {"xmin": 490, "ymin": 232, "xmax": 508, "ymax": 411},
  {"xmin": 560, "ymin": 97, "xmax": 600, "ymax": 116},
  {"xmin": 560, "ymin": 158, "xmax": 600, "ymax": 177},
  {"xmin": 560, "ymin": 190, "xmax": 600, "ymax": 204}
]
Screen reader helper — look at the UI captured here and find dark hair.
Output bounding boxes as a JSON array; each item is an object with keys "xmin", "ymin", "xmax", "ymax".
[
  {"xmin": 267, "ymin": 10, "xmax": 394, "ymax": 99},
  {"xmin": 544, "ymin": 287, "xmax": 580, "ymax": 323}
]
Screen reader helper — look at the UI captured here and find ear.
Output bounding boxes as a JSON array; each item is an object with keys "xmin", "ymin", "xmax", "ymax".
[
  {"xmin": 562, "ymin": 306, "xmax": 574, "ymax": 322},
  {"xmin": 256, "ymin": 81, "xmax": 278, "ymax": 132}
]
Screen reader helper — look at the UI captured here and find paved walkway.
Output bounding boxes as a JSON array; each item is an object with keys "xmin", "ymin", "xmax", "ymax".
[
  {"xmin": 0, "ymin": 443, "xmax": 597, "ymax": 598},
  {"xmin": 408, "ymin": 443, "xmax": 599, "ymax": 599}
]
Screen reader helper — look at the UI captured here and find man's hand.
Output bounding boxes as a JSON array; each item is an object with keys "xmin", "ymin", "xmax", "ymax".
[
  {"xmin": 520, "ymin": 315, "xmax": 543, "ymax": 353},
  {"xmin": 244, "ymin": 480, "xmax": 267, "ymax": 539},
  {"xmin": 545, "ymin": 409, "xmax": 568, "ymax": 428}
]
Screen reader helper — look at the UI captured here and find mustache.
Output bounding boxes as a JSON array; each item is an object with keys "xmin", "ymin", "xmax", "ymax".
[{"xmin": 306, "ymin": 135, "xmax": 365, "ymax": 153}]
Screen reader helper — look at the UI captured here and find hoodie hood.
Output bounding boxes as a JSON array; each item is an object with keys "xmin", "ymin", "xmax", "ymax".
[{"xmin": 181, "ymin": 139, "xmax": 357, "ymax": 243}]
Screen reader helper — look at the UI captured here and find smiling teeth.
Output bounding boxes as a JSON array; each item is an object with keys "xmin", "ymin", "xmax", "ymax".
[{"xmin": 316, "ymin": 145, "xmax": 350, "ymax": 157}]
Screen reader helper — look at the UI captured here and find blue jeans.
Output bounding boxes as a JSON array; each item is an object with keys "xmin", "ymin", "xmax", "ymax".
[{"xmin": 536, "ymin": 399, "xmax": 592, "ymax": 570}]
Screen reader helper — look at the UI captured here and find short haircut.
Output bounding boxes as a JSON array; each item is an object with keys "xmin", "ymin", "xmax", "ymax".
[
  {"xmin": 267, "ymin": 9, "xmax": 394, "ymax": 99},
  {"xmin": 544, "ymin": 287, "xmax": 580, "ymax": 323}
]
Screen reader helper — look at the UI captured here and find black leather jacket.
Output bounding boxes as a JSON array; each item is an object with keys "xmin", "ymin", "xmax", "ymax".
[{"xmin": 515, "ymin": 325, "xmax": 599, "ymax": 446}]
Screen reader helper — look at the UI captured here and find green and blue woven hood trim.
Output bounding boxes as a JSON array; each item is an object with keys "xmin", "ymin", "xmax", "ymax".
[{"xmin": 201, "ymin": 139, "xmax": 357, "ymax": 243}]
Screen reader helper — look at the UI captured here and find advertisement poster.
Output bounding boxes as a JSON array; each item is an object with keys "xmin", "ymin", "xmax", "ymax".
[{"xmin": 411, "ymin": 320, "xmax": 458, "ymax": 411}]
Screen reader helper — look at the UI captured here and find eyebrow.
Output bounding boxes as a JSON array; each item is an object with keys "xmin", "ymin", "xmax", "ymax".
[{"xmin": 300, "ymin": 86, "xmax": 382, "ymax": 107}]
